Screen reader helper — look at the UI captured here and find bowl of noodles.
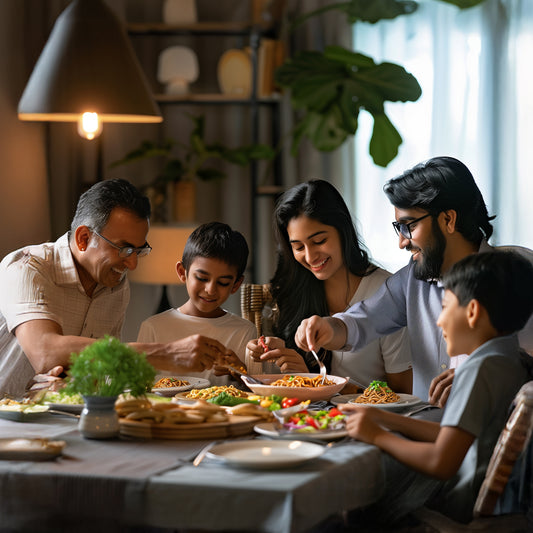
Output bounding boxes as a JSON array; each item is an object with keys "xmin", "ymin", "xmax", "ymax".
[{"xmin": 242, "ymin": 373, "xmax": 347, "ymax": 401}]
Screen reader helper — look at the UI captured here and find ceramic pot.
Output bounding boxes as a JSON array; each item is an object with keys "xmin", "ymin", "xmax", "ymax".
[
  {"xmin": 78, "ymin": 395, "xmax": 119, "ymax": 439},
  {"xmin": 173, "ymin": 180, "xmax": 196, "ymax": 222}
]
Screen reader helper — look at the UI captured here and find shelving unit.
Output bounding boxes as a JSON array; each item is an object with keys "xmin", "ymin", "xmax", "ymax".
[{"xmin": 126, "ymin": 20, "xmax": 284, "ymax": 282}]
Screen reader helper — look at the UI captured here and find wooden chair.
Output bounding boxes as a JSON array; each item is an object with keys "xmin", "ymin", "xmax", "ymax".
[
  {"xmin": 240, "ymin": 283, "xmax": 276, "ymax": 337},
  {"xmin": 412, "ymin": 380, "xmax": 533, "ymax": 532}
]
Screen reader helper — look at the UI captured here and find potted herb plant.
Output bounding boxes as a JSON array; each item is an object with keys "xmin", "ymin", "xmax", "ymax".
[
  {"xmin": 110, "ymin": 113, "xmax": 275, "ymax": 222},
  {"xmin": 64, "ymin": 336, "xmax": 156, "ymax": 439}
]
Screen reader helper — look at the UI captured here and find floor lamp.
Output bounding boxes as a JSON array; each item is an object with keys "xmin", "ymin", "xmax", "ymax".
[{"xmin": 128, "ymin": 226, "xmax": 195, "ymax": 314}]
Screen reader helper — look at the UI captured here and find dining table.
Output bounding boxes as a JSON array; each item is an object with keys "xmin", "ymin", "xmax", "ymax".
[{"xmin": 0, "ymin": 410, "xmax": 385, "ymax": 533}]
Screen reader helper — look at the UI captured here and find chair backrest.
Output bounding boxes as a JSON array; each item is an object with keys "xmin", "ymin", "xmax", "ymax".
[
  {"xmin": 240, "ymin": 283, "xmax": 275, "ymax": 337},
  {"xmin": 474, "ymin": 380, "xmax": 533, "ymax": 517}
]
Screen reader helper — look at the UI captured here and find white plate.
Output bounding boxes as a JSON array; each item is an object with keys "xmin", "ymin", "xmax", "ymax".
[
  {"xmin": 0, "ymin": 404, "xmax": 49, "ymax": 422},
  {"xmin": 254, "ymin": 421, "xmax": 348, "ymax": 441},
  {"xmin": 343, "ymin": 393, "xmax": 422, "ymax": 410},
  {"xmin": 151, "ymin": 376, "xmax": 211, "ymax": 397},
  {"xmin": 206, "ymin": 439, "xmax": 324, "ymax": 469},
  {"xmin": 0, "ymin": 438, "xmax": 65, "ymax": 461}
]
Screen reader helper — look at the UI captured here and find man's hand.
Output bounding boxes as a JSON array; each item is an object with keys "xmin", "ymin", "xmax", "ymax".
[
  {"xmin": 428, "ymin": 368, "xmax": 455, "ymax": 408},
  {"xmin": 158, "ymin": 335, "xmax": 228, "ymax": 373},
  {"xmin": 26, "ymin": 365, "xmax": 65, "ymax": 392},
  {"xmin": 295, "ymin": 315, "xmax": 342, "ymax": 352}
]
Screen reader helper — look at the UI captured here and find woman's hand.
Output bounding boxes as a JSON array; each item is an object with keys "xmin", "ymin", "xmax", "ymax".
[{"xmin": 246, "ymin": 337, "xmax": 308, "ymax": 373}]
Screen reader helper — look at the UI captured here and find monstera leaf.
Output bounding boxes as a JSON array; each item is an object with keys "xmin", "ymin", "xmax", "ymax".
[{"xmin": 275, "ymin": 46, "xmax": 422, "ymax": 166}]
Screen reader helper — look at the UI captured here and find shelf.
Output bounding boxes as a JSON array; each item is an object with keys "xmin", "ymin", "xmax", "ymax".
[
  {"xmin": 127, "ymin": 21, "xmax": 268, "ymax": 37},
  {"xmin": 154, "ymin": 93, "xmax": 281, "ymax": 105}
]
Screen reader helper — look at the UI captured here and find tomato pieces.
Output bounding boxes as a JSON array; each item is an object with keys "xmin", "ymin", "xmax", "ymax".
[
  {"xmin": 328, "ymin": 407, "xmax": 342, "ymax": 418},
  {"xmin": 281, "ymin": 397, "xmax": 300, "ymax": 409},
  {"xmin": 259, "ymin": 336, "xmax": 269, "ymax": 353}
]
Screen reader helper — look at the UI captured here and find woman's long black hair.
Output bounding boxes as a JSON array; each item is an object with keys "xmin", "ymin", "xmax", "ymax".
[{"xmin": 270, "ymin": 180, "xmax": 374, "ymax": 370}]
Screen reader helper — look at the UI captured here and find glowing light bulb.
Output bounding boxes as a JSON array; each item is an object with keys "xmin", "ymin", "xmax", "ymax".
[{"xmin": 77, "ymin": 112, "xmax": 103, "ymax": 140}]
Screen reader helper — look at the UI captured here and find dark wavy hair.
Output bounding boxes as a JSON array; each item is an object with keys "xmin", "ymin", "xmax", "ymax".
[
  {"xmin": 182, "ymin": 222, "xmax": 249, "ymax": 279},
  {"xmin": 384, "ymin": 156, "xmax": 495, "ymax": 246},
  {"xmin": 270, "ymin": 180, "xmax": 373, "ymax": 370},
  {"xmin": 70, "ymin": 178, "xmax": 151, "ymax": 235},
  {"xmin": 443, "ymin": 251, "xmax": 533, "ymax": 335}
]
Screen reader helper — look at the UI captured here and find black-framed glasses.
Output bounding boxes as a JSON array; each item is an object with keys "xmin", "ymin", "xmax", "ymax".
[
  {"xmin": 392, "ymin": 213, "xmax": 432, "ymax": 240},
  {"xmin": 91, "ymin": 230, "xmax": 151, "ymax": 258}
]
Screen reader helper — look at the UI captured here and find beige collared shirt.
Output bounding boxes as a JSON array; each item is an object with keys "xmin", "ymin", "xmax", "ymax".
[{"xmin": 0, "ymin": 233, "xmax": 129, "ymax": 397}]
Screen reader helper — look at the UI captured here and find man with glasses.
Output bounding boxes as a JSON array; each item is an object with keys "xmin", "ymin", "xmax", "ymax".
[
  {"xmin": 294, "ymin": 156, "xmax": 533, "ymax": 406},
  {"xmin": 0, "ymin": 179, "xmax": 229, "ymax": 398}
]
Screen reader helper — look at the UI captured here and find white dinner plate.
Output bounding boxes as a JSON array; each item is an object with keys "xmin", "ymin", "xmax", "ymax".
[
  {"xmin": 0, "ymin": 404, "xmax": 50, "ymax": 422},
  {"xmin": 152, "ymin": 376, "xmax": 211, "ymax": 397},
  {"xmin": 206, "ymin": 439, "xmax": 324, "ymax": 469},
  {"xmin": 342, "ymin": 393, "xmax": 423, "ymax": 410},
  {"xmin": 254, "ymin": 421, "xmax": 348, "ymax": 441}
]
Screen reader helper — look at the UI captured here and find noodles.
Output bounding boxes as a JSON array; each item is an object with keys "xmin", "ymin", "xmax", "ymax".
[
  {"xmin": 185, "ymin": 385, "xmax": 248, "ymax": 400},
  {"xmin": 354, "ymin": 380, "xmax": 400, "ymax": 404},
  {"xmin": 269, "ymin": 375, "xmax": 336, "ymax": 388},
  {"xmin": 153, "ymin": 377, "xmax": 190, "ymax": 389}
]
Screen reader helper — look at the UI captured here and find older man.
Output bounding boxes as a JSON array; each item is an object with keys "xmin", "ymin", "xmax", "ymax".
[{"xmin": 0, "ymin": 179, "xmax": 229, "ymax": 397}]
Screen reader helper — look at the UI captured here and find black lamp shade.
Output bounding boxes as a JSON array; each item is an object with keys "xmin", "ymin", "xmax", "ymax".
[{"xmin": 18, "ymin": 0, "xmax": 162, "ymax": 123}]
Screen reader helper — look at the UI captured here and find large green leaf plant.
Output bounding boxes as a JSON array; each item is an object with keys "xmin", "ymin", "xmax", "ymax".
[{"xmin": 276, "ymin": 0, "xmax": 489, "ymax": 167}]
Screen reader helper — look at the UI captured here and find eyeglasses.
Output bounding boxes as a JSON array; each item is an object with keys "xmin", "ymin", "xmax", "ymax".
[
  {"xmin": 392, "ymin": 213, "xmax": 432, "ymax": 240},
  {"xmin": 91, "ymin": 230, "xmax": 152, "ymax": 258}
]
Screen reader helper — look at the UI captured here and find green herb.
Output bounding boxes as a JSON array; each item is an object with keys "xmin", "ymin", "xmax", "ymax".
[
  {"xmin": 207, "ymin": 392, "xmax": 260, "ymax": 406},
  {"xmin": 64, "ymin": 336, "xmax": 156, "ymax": 398},
  {"xmin": 368, "ymin": 380, "xmax": 390, "ymax": 391}
]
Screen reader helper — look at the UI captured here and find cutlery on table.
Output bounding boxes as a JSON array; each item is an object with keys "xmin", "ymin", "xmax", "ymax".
[
  {"xmin": 192, "ymin": 441, "xmax": 218, "ymax": 466},
  {"xmin": 310, "ymin": 350, "xmax": 327, "ymax": 384}
]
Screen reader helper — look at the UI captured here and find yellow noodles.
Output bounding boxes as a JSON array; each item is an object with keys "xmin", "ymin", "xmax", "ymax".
[
  {"xmin": 354, "ymin": 381, "xmax": 400, "ymax": 404},
  {"xmin": 153, "ymin": 377, "xmax": 190, "ymax": 388},
  {"xmin": 185, "ymin": 385, "xmax": 248, "ymax": 400},
  {"xmin": 269, "ymin": 375, "xmax": 336, "ymax": 388}
]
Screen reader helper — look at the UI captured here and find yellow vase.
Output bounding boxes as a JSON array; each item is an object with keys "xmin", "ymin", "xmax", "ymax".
[{"xmin": 173, "ymin": 180, "xmax": 196, "ymax": 223}]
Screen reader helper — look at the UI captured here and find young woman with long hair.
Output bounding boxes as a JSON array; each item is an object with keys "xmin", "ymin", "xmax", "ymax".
[{"xmin": 246, "ymin": 179, "xmax": 412, "ymax": 393}]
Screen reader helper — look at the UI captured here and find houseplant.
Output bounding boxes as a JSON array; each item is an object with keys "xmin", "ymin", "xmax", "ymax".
[
  {"xmin": 110, "ymin": 113, "xmax": 275, "ymax": 222},
  {"xmin": 275, "ymin": 0, "xmax": 488, "ymax": 167},
  {"xmin": 64, "ymin": 336, "xmax": 156, "ymax": 439}
]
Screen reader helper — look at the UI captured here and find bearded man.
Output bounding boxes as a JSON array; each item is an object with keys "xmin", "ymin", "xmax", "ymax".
[{"xmin": 293, "ymin": 156, "xmax": 533, "ymax": 405}]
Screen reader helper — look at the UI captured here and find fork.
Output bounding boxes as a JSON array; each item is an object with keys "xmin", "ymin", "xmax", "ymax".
[{"xmin": 310, "ymin": 349, "xmax": 327, "ymax": 385}]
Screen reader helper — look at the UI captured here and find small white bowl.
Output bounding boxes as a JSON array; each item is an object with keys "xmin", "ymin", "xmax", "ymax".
[{"xmin": 242, "ymin": 373, "xmax": 347, "ymax": 401}]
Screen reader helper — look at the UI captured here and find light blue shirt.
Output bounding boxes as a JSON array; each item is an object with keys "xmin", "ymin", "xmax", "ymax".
[{"xmin": 333, "ymin": 242, "xmax": 533, "ymax": 399}]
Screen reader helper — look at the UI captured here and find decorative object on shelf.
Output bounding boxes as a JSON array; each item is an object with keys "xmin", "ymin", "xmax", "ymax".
[
  {"xmin": 110, "ymin": 114, "xmax": 275, "ymax": 223},
  {"xmin": 17, "ymin": 0, "xmax": 161, "ymax": 141},
  {"xmin": 128, "ymin": 225, "xmax": 195, "ymax": 313},
  {"xmin": 217, "ymin": 49, "xmax": 252, "ymax": 97},
  {"xmin": 158, "ymin": 46, "xmax": 199, "ymax": 95},
  {"xmin": 64, "ymin": 336, "xmax": 156, "ymax": 439},
  {"xmin": 275, "ymin": 0, "xmax": 487, "ymax": 167},
  {"xmin": 163, "ymin": 0, "xmax": 197, "ymax": 25}
]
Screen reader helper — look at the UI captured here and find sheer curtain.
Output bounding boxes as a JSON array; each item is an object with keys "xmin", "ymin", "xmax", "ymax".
[{"xmin": 349, "ymin": 0, "xmax": 533, "ymax": 273}]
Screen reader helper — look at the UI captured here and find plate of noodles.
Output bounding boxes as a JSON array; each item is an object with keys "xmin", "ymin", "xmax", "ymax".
[
  {"xmin": 151, "ymin": 376, "xmax": 210, "ymax": 397},
  {"xmin": 241, "ymin": 373, "xmax": 347, "ymax": 401},
  {"xmin": 345, "ymin": 381, "xmax": 422, "ymax": 410}
]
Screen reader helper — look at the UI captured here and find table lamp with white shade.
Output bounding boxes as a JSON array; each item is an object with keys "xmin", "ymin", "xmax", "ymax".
[{"xmin": 128, "ymin": 225, "xmax": 196, "ymax": 313}]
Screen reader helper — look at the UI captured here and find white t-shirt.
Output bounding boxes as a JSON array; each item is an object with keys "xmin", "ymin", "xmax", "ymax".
[
  {"xmin": 331, "ymin": 267, "xmax": 412, "ymax": 385},
  {"xmin": 137, "ymin": 308, "xmax": 257, "ymax": 386}
]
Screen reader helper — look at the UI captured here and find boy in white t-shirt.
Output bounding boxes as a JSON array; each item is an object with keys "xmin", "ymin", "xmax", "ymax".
[{"xmin": 137, "ymin": 222, "xmax": 257, "ymax": 385}]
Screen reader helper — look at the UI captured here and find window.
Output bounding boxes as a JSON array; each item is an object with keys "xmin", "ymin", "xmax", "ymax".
[{"xmin": 351, "ymin": 0, "xmax": 533, "ymax": 273}]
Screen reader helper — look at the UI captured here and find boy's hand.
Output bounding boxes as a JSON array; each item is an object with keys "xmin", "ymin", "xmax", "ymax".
[
  {"xmin": 429, "ymin": 368, "xmax": 454, "ymax": 408},
  {"xmin": 340, "ymin": 404, "xmax": 386, "ymax": 444},
  {"xmin": 165, "ymin": 335, "xmax": 226, "ymax": 372},
  {"xmin": 213, "ymin": 350, "xmax": 247, "ymax": 377}
]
